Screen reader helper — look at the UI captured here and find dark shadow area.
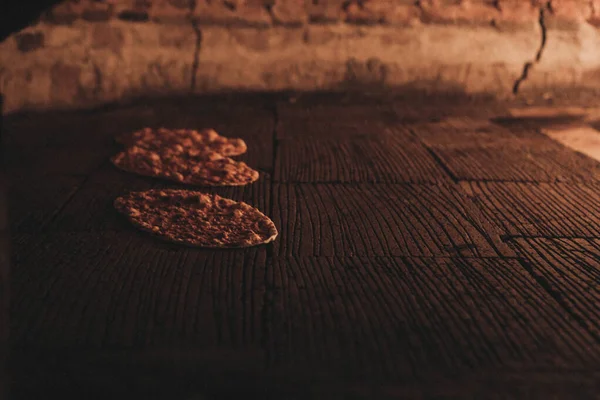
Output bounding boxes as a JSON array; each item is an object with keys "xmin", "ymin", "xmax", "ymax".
[
  {"xmin": 491, "ymin": 115, "xmax": 587, "ymax": 129},
  {"xmin": 0, "ymin": 93, "xmax": 9, "ymax": 400},
  {"xmin": 0, "ymin": 1, "xmax": 62, "ymax": 42}
]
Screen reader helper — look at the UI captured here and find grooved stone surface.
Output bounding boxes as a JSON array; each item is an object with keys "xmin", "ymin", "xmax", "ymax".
[
  {"xmin": 11, "ymin": 232, "xmax": 267, "ymax": 348},
  {"xmin": 265, "ymin": 256, "xmax": 599, "ymax": 380},
  {"xmin": 413, "ymin": 119, "xmax": 600, "ymax": 182},
  {"xmin": 9, "ymin": 174, "xmax": 84, "ymax": 233},
  {"xmin": 507, "ymin": 237, "xmax": 600, "ymax": 340},
  {"xmin": 461, "ymin": 181, "xmax": 600, "ymax": 238},
  {"xmin": 275, "ymin": 127, "xmax": 450, "ymax": 183},
  {"xmin": 272, "ymin": 183, "xmax": 512, "ymax": 258},
  {"xmin": 5, "ymin": 95, "xmax": 600, "ymax": 398}
]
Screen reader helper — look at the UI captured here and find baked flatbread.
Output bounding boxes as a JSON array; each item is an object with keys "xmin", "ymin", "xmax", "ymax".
[
  {"xmin": 114, "ymin": 189, "xmax": 278, "ymax": 248},
  {"xmin": 111, "ymin": 144, "xmax": 259, "ymax": 186},
  {"xmin": 116, "ymin": 128, "xmax": 247, "ymax": 157}
]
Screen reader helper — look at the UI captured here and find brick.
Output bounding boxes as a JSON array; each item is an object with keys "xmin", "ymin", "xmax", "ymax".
[
  {"xmin": 149, "ymin": 0, "xmax": 192, "ymax": 22},
  {"xmin": 302, "ymin": 25, "xmax": 339, "ymax": 46},
  {"xmin": 81, "ymin": 0, "xmax": 115, "ymax": 21},
  {"xmin": 14, "ymin": 32, "xmax": 45, "ymax": 53},
  {"xmin": 344, "ymin": 57, "xmax": 388, "ymax": 86},
  {"xmin": 115, "ymin": 0, "xmax": 152, "ymax": 22},
  {"xmin": 45, "ymin": 25, "xmax": 88, "ymax": 48},
  {"xmin": 414, "ymin": 0, "xmax": 542, "ymax": 27},
  {"xmin": 496, "ymin": 1, "xmax": 540, "ymax": 26},
  {"xmin": 167, "ymin": 0, "xmax": 192, "ymax": 8},
  {"xmin": 589, "ymin": 0, "xmax": 600, "ymax": 26},
  {"xmin": 545, "ymin": 0, "xmax": 592, "ymax": 30},
  {"xmin": 42, "ymin": 1, "xmax": 80, "ymax": 25},
  {"xmin": 193, "ymin": 0, "xmax": 271, "ymax": 27},
  {"xmin": 50, "ymin": 63, "xmax": 82, "ymax": 104},
  {"xmin": 43, "ymin": 0, "xmax": 117, "ymax": 24},
  {"xmin": 307, "ymin": 0, "xmax": 344, "ymax": 23},
  {"xmin": 347, "ymin": 0, "xmax": 419, "ymax": 26},
  {"xmin": 113, "ymin": 0, "xmax": 152, "ymax": 13},
  {"xmin": 229, "ymin": 27, "xmax": 303, "ymax": 51},
  {"xmin": 158, "ymin": 26, "xmax": 197, "ymax": 47},
  {"xmin": 344, "ymin": 2, "xmax": 384, "ymax": 25},
  {"xmin": 548, "ymin": 0, "xmax": 591, "ymax": 20},
  {"xmin": 82, "ymin": 9, "xmax": 113, "ymax": 21},
  {"xmin": 271, "ymin": 0, "xmax": 309, "ymax": 26},
  {"xmin": 91, "ymin": 24, "xmax": 124, "ymax": 53},
  {"xmin": 418, "ymin": 0, "xmax": 500, "ymax": 25},
  {"xmin": 117, "ymin": 11, "xmax": 150, "ymax": 21},
  {"xmin": 382, "ymin": 4, "xmax": 421, "ymax": 26}
]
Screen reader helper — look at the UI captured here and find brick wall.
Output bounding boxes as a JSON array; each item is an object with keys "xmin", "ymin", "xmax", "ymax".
[
  {"xmin": 2, "ymin": 0, "xmax": 600, "ymax": 113},
  {"xmin": 20, "ymin": 1, "xmax": 600, "ymax": 28}
]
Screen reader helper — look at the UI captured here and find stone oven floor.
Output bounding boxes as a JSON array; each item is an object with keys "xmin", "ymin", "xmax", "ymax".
[{"xmin": 3, "ymin": 93, "xmax": 600, "ymax": 399}]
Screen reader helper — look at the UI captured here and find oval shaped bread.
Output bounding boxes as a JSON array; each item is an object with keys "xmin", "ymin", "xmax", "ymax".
[
  {"xmin": 114, "ymin": 189, "xmax": 278, "ymax": 248},
  {"xmin": 116, "ymin": 128, "xmax": 247, "ymax": 157},
  {"xmin": 111, "ymin": 145, "xmax": 259, "ymax": 187}
]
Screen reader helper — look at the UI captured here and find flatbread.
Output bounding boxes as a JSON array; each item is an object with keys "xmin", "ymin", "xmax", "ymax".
[
  {"xmin": 111, "ymin": 144, "xmax": 259, "ymax": 186},
  {"xmin": 116, "ymin": 128, "xmax": 247, "ymax": 157},
  {"xmin": 114, "ymin": 189, "xmax": 278, "ymax": 248}
]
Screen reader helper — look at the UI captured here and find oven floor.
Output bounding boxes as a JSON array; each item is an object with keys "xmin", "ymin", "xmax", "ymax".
[{"xmin": 4, "ymin": 93, "xmax": 600, "ymax": 399}]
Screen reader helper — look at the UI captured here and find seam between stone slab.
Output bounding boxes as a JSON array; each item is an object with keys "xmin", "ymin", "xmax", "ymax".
[
  {"xmin": 516, "ymin": 256, "xmax": 600, "ymax": 343},
  {"xmin": 262, "ymin": 96, "xmax": 278, "ymax": 366},
  {"xmin": 501, "ymin": 234, "xmax": 600, "ymax": 241}
]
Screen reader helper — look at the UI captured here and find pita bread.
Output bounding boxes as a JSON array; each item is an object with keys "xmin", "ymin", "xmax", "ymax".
[
  {"xmin": 111, "ymin": 144, "xmax": 259, "ymax": 186},
  {"xmin": 114, "ymin": 189, "xmax": 278, "ymax": 248},
  {"xmin": 116, "ymin": 128, "xmax": 247, "ymax": 157}
]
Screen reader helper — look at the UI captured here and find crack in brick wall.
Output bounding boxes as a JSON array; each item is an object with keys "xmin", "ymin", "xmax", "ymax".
[{"xmin": 513, "ymin": 2, "xmax": 549, "ymax": 94}]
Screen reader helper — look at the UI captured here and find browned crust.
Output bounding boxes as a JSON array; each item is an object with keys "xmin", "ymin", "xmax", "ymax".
[
  {"xmin": 114, "ymin": 189, "xmax": 278, "ymax": 248},
  {"xmin": 115, "ymin": 128, "xmax": 247, "ymax": 157},
  {"xmin": 111, "ymin": 145, "xmax": 259, "ymax": 187}
]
